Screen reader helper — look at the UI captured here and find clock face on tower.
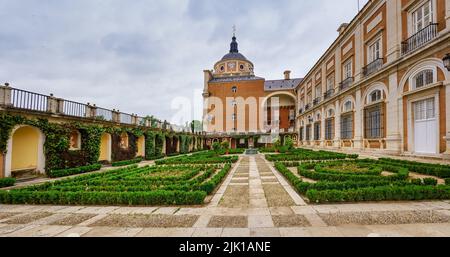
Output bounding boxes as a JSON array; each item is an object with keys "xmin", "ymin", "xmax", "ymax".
[{"xmin": 227, "ymin": 62, "xmax": 236, "ymax": 70}]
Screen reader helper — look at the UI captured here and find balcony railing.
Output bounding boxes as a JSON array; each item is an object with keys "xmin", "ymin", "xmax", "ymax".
[
  {"xmin": 63, "ymin": 100, "xmax": 87, "ymax": 118},
  {"xmin": 362, "ymin": 58, "xmax": 384, "ymax": 77},
  {"xmin": 313, "ymin": 97, "xmax": 321, "ymax": 106},
  {"xmin": 401, "ymin": 23, "xmax": 438, "ymax": 56},
  {"xmin": 95, "ymin": 107, "xmax": 113, "ymax": 122},
  {"xmin": 339, "ymin": 77, "xmax": 354, "ymax": 92},
  {"xmin": 10, "ymin": 88, "xmax": 49, "ymax": 112},
  {"xmin": 0, "ymin": 85, "xmax": 175, "ymax": 130},
  {"xmin": 323, "ymin": 89, "xmax": 335, "ymax": 100}
]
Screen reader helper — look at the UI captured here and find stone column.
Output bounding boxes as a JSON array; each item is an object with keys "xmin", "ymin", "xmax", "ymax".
[
  {"xmin": 386, "ymin": 0, "xmax": 400, "ymax": 63},
  {"xmin": 85, "ymin": 103, "xmax": 97, "ymax": 118},
  {"xmin": 334, "ymin": 100, "xmax": 341, "ymax": 148},
  {"xmin": 112, "ymin": 110, "xmax": 120, "ymax": 123},
  {"xmin": 320, "ymin": 106, "xmax": 325, "ymax": 146},
  {"xmin": 446, "ymin": 0, "xmax": 450, "ymax": 30},
  {"xmin": 0, "ymin": 83, "xmax": 12, "ymax": 109},
  {"xmin": 47, "ymin": 94, "xmax": 58, "ymax": 114},
  {"xmin": 354, "ymin": 22, "xmax": 363, "ymax": 83},
  {"xmin": 386, "ymin": 72, "xmax": 402, "ymax": 153},
  {"xmin": 56, "ymin": 98, "xmax": 64, "ymax": 114},
  {"xmin": 353, "ymin": 89, "xmax": 363, "ymax": 149},
  {"xmin": 445, "ymin": 80, "xmax": 450, "ymax": 156}
]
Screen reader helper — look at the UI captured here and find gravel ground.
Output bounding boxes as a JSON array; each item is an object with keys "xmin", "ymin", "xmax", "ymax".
[
  {"xmin": 207, "ymin": 216, "xmax": 248, "ymax": 228},
  {"xmin": 263, "ymin": 184, "xmax": 295, "ymax": 207},
  {"xmin": 50, "ymin": 214, "xmax": 97, "ymax": 226},
  {"xmin": 261, "ymin": 178, "xmax": 278, "ymax": 183},
  {"xmin": 272, "ymin": 215, "xmax": 311, "ymax": 227},
  {"xmin": 219, "ymin": 186, "xmax": 249, "ymax": 208},
  {"xmin": 320, "ymin": 210, "xmax": 450, "ymax": 226},
  {"xmin": 0, "ymin": 212, "xmax": 19, "ymax": 220},
  {"xmin": 90, "ymin": 214, "xmax": 199, "ymax": 228},
  {"xmin": 2, "ymin": 212, "xmax": 53, "ymax": 224}
]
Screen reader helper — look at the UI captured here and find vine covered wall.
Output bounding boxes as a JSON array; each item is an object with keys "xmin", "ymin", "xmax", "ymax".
[{"xmin": 0, "ymin": 113, "xmax": 205, "ymax": 176}]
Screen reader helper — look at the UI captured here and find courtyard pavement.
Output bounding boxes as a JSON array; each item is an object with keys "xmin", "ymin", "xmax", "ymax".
[{"xmin": 1, "ymin": 155, "xmax": 450, "ymax": 237}]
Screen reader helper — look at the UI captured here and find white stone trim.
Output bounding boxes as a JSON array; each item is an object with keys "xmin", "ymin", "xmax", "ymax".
[
  {"xmin": 4, "ymin": 125, "xmax": 46, "ymax": 178},
  {"xmin": 406, "ymin": 88, "xmax": 441, "ymax": 154},
  {"xmin": 366, "ymin": 12, "xmax": 383, "ymax": 33}
]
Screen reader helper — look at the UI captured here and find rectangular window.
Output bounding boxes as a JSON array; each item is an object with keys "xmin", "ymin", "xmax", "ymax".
[
  {"xmin": 299, "ymin": 127, "xmax": 304, "ymax": 141},
  {"xmin": 343, "ymin": 59, "xmax": 353, "ymax": 79},
  {"xmin": 314, "ymin": 122, "xmax": 321, "ymax": 140},
  {"xmin": 364, "ymin": 104, "xmax": 384, "ymax": 139},
  {"xmin": 414, "ymin": 98, "xmax": 435, "ymax": 121},
  {"xmin": 315, "ymin": 86, "xmax": 322, "ymax": 99},
  {"xmin": 368, "ymin": 39, "xmax": 381, "ymax": 63},
  {"xmin": 412, "ymin": 1, "xmax": 433, "ymax": 34},
  {"xmin": 326, "ymin": 74, "xmax": 334, "ymax": 91},
  {"xmin": 341, "ymin": 113, "xmax": 353, "ymax": 139},
  {"xmin": 325, "ymin": 118, "xmax": 334, "ymax": 140},
  {"xmin": 306, "ymin": 125, "xmax": 311, "ymax": 141}
]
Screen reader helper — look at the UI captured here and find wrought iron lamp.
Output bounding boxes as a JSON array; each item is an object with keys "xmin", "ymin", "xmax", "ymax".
[{"xmin": 443, "ymin": 54, "xmax": 450, "ymax": 71}]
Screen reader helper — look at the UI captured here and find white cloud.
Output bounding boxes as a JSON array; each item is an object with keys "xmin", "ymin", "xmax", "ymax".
[{"xmin": 0, "ymin": 0, "xmax": 368, "ymax": 124}]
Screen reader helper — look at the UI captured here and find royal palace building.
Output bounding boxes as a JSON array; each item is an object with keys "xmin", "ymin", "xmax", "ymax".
[
  {"xmin": 204, "ymin": 0, "xmax": 450, "ymax": 159},
  {"xmin": 202, "ymin": 34, "xmax": 302, "ymax": 148}
]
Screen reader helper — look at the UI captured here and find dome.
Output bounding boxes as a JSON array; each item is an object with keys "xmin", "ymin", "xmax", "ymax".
[
  {"xmin": 213, "ymin": 34, "xmax": 254, "ymax": 77},
  {"xmin": 221, "ymin": 52, "xmax": 248, "ymax": 61}
]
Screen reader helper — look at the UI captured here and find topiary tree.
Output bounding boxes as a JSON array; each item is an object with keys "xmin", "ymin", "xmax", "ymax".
[
  {"xmin": 212, "ymin": 141, "xmax": 222, "ymax": 152},
  {"xmin": 284, "ymin": 137, "xmax": 294, "ymax": 150}
]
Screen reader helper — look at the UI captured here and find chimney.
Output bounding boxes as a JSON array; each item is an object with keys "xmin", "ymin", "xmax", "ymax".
[
  {"xmin": 284, "ymin": 70, "xmax": 291, "ymax": 80},
  {"xmin": 337, "ymin": 23, "xmax": 349, "ymax": 35}
]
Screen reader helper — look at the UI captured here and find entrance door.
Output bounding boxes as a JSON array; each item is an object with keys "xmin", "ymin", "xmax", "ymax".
[{"xmin": 414, "ymin": 98, "xmax": 437, "ymax": 154}]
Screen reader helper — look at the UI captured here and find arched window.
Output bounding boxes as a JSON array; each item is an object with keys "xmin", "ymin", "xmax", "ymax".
[
  {"xmin": 344, "ymin": 101, "xmax": 353, "ymax": 112},
  {"xmin": 368, "ymin": 90, "xmax": 382, "ymax": 103},
  {"xmin": 120, "ymin": 132, "xmax": 129, "ymax": 149},
  {"xmin": 327, "ymin": 109, "xmax": 334, "ymax": 118},
  {"xmin": 413, "ymin": 69, "xmax": 434, "ymax": 89},
  {"xmin": 232, "ymin": 86, "xmax": 237, "ymax": 93},
  {"xmin": 69, "ymin": 130, "xmax": 81, "ymax": 150},
  {"xmin": 316, "ymin": 113, "xmax": 321, "ymax": 120}
]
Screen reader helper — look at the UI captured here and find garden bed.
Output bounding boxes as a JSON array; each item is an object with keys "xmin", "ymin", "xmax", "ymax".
[
  {"xmin": 274, "ymin": 157, "xmax": 450, "ymax": 204},
  {"xmin": 0, "ymin": 159, "xmax": 233, "ymax": 206}
]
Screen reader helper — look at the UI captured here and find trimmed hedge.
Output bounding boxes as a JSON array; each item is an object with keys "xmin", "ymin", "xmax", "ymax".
[
  {"xmin": 266, "ymin": 148, "xmax": 358, "ymax": 162},
  {"xmin": 306, "ymin": 185, "xmax": 450, "ymax": 203},
  {"xmin": 378, "ymin": 158, "xmax": 450, "ymax": 178},
  {"xmin": 197, "ymin": 164, "xmax": 232, "ymax": 194},
  {"xmin": 0, "ymin": 190, "xmax": 206, "ymax": 205},
  {"xmin": 49, "ymin": 164, "xmax": 102, "ymax": 178},
  {"xmin": 0, "ymin": 178, "xmax": 16, "ymax": 188},
  {"xmin": 111, "ymin": 158, "xmax": 143, "ymax": 167}
]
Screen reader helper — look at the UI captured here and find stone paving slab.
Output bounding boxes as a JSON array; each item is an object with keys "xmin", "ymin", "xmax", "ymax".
[
  {"xmin": 55, "ymin": 226, "xmax": 93, "ymax": 237},
  {"xmin": 82, "ymin": 227, "xmax": 143, "ymax": 237},
  {"xmin": 2, "ymin": 154, "xmax": 450, "ymax": 237}
]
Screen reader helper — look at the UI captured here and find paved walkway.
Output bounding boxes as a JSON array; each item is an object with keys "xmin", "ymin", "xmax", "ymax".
[{"xmin": 1, "ymin": 155, "xmax": 450, "ymax": 237}]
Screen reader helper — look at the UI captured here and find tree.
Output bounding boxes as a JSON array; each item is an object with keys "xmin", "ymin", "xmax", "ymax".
[{"xmin": 190, "ymin": 120, "xmax": 202, "ymax": 133}]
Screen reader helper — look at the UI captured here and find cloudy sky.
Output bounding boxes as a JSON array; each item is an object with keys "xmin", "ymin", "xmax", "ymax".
[{"xmin": 0, "ymin": 0, "xmax": 368, "ymax": 125}]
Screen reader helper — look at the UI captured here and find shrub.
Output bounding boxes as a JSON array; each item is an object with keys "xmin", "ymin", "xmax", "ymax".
[
  {"xmin": 0, "ymin": 178, "xmax": 16, "ymax": 188},
  {"xmin": 221, "ymin": 141, "xmax": 230, "ymax": 150},
  {"xmin": 378, "ymin": 158, "xmax": 450, "ymax": 178},
  {"xmin": 411, "ymin": 178, "xmax": 423, "ymax": 185},
  {"xmin": 306, "ymin": 186, "xmax": 450, "ymax": 204},
  {"xmin": 49, "ymin": 164, "xmax": 102, "ymax": 178},
  {"xmin": 212, "ymin": 142, "xmax": 222, "ymax": 152},
  {"xmin": 284, "ymin": 137, "xmax": 294, "ymax": 150},
  {"xmin": 423, "ymin": 178, "xmax": 438, "ymax": 186},
  {"xmin": 111, "ymin": 158, "xmax": 143, "ymax": 167},
  {"xmin": 446, "ymin": 178, "xmax": 450, "ymax": 185}
]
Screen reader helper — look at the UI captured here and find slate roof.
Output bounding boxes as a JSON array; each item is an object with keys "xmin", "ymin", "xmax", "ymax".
[{"xmin": 264, "ymin": 78, "xmax": 303, "ymax": 91}]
